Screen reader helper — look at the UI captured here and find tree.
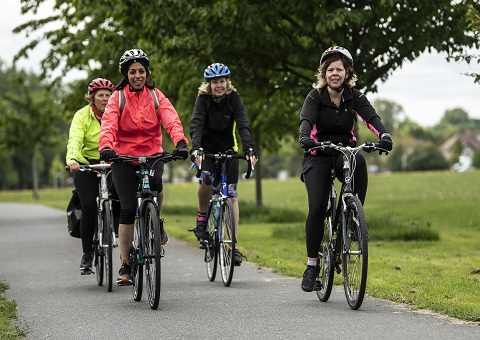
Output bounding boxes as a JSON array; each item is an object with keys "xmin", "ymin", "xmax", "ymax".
[
  {"xmin": 15, "ymin": 0, "xmax": 480, "ymax": 205},
  {"xmin": 405, "ymin": 143, "xmax": 450, "ymax": 171},
  {"xmin": 452, "ymin": 0, "xmax": 480, "ymax": 84},
  {"xmin": 0, "ymin": 68, "xmax": 63, "ymax": 198},
  {"xmin": 372, "ymin": 99, "xmax": 404, "ymax": 133}
]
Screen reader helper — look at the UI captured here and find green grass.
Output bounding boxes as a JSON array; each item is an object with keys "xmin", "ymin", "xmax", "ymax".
[
  {"xmin": 0, "ymin": 282, "xmax": 25, "ymax": 339},
  {"xmin": 1, "ymin": 170, "xmax": 480, "ymax": 331}
]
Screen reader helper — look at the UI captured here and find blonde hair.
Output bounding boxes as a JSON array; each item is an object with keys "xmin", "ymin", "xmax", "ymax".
[
  {"xmin": 313, "ymin": 55, "xmax": 357, "ymax": 89},
  {"xmin": 197, "ymin": 78, "xmax": 237, "ymax": 96},
  {"xmin": 84, "ymin": 93, "xmax": 94, "ymax": 104}
]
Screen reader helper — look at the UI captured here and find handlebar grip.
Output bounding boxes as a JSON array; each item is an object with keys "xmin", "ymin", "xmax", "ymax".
[{"xmin": 245, "ymin": 159, "xmax": 252, "ymax": 179}]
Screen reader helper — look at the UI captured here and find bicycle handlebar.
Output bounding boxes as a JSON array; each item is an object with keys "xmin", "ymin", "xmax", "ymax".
[
  {"xmin": 65, "ymin": 163, "xmax": 111, "ymax": 172},
  {"xmin": 110, "ymin": 151, "xmax": 184, "ymax": 165},
  {"xmin": 196, "ymin": 148, "xmax": 254, "ymax": 179},
  {"xmin": 305, "ymin": 141, "xmax": 390, "ymax": 155}
]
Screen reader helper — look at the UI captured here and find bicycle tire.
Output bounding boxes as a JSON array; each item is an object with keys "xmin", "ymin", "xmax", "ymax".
[
  {"xmin": 144, "ymin": 201, "xmax": 161, "ymax": 310},
  {"xmin": 102, "ymin": 201, "xmax": 113, "ymax": 292},
  {"xmin": 132, "ymin": 223, "xmax": 143, "ymax": 302},
  {"xmin": 219, "ymin": 198, "xmax": 235, "ymax": 287},
  {"xmin": 342, "ymin": 196, "xmax": 368, "ymax": 310},
  {"xmin": 316, "ymin": 196, "xmax": 336, "ymax": 301},
  {"xmin": 205, "ymin": 201, "xmax": 218, "ymax": 282},
  {"xmin": 94, "ymin": 216, "xmax": 104, "ymax": 286}
]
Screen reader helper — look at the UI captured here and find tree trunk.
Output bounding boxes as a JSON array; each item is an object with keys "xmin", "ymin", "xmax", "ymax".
[
  {"xmin": 31, "ymin": 148, "xmax": 40, "ymax": 200},
  {"xmin": 253, "ymin": 126, "xmax": 263, "ymax": 208}
]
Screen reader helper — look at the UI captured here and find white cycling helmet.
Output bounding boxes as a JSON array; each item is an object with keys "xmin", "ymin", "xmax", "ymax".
[
  {"xmin": 118, "ymin": 49, "xmax": 150, "ymax": 73},
  {"xmin": 320, "ymin": 46, "xmax": 353, "ymax": 66}
]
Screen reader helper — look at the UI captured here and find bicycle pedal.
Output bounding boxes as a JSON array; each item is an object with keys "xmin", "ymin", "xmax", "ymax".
[{"xmin": 314, "ymin": 281, "xmax": 322, "ymax": 291}]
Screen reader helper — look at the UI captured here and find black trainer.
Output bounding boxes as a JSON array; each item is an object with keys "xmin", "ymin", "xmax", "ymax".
[
  {"xmin": 301, "ymin": 264, "xmax": 320, "ymax": 292},
  {"xmin": 80, "ymin": 252, "xmax": 93, "ymax": 275},
  {"xmin": 160, "ymin": 231, "xmax": 169, "ymax": 245},
  {"xmin": 116, "ymin": 262, "xmax": 132, "ymax": 286},
  {"xmin": 234, "ymin": 249, "xmax": 243, "ymax": 266},
  {"xmin": 192, "ymin": 220, "xmax": 207, "ymax": 241}
]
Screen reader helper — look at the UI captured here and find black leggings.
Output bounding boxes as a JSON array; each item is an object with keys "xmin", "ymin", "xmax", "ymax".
[
  {"xmin": 73, "ymin": 170, "xmax": 119, "ymax": 254},
  {"xmin": 303, "ymin": 153, "xmax": 368, "ymax": 258},
  {"xmin": 112, "ymin": 160, "xmax": 164, "ymax": 224}
]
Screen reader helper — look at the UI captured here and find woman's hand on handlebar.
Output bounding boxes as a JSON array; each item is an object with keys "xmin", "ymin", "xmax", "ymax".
[{"xmin": 66, "ymin": 161, "xmax": 80, "ymax": 173}]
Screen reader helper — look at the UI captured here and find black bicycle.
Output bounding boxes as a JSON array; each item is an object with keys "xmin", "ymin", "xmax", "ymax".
[
  {"xmin": 66, "ymin": 163, "xmax": 117, "ymax": 291},
  {"xmin": 197, "ymin": 149, "xmax": 253, "ymax": 287},
  {"xmin": 112, "ymin": 152, "xmax": 182, "ymax": 309},
  {"xmin": 307, "ymin": 141, "xmax": 389, "ymax": 310}
]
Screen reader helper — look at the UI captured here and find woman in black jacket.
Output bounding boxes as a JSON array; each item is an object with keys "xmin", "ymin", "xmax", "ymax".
[
  {"xmin": 189, "ymin": 63, "xmax": 257, "ymax": 266},
  {"xmin": 299, "ymin": 46, "xmax": 393, "ymax": 292}
]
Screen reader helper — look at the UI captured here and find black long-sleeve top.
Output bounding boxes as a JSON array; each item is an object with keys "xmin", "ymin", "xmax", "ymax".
[
  {"xmin": 190, "ymin": 91, "xmax": 255, "ymax": 153},
  {"xmin": 299, "ymin": 86, "xmax": 387, "ymax": 147}
]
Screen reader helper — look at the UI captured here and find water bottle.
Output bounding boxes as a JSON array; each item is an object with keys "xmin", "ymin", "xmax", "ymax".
[{"xmin": 214, "ymin": 201, "xmax": 220, "ymax": 224}]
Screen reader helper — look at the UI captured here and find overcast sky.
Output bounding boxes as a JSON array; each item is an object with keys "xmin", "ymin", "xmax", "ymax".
[{"xmin": 1, "ymin": 1, "xmax": 479, "ymax": 127}]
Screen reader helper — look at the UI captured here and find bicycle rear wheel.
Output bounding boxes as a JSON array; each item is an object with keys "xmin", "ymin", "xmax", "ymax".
[
  {"xmin": 102, "ymin": 201, "xmax": 113, "ymax": 292},
  {"xmin": 219, "ymin": 198, "xmax": 235, "ymax": 287},
  {"xmin": 205, "ymin": 202, "xmax": 218, "ymax": 282},
  {"xmin": 94, "ymin": 216, "xmax": 104, "ymax": 286},
  {"xmin": 317, "ymin": 196, "xmax": 336, "ymax": 301},
  {"xmin": 144, "ymin": 201, "xmax": 161, "ymax": 309},
  {"xmin": 342, "ymin": 196, "xmax": 368, "ymax": 310},
  {"xmin": 132, "ymin": 223, "xmax": 143, "ymax": 302}
]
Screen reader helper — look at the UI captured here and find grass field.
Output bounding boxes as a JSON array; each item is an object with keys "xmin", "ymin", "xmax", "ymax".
[{"xmin": 1, "ymin": 170, "xmax": 480, "ymax": 328}]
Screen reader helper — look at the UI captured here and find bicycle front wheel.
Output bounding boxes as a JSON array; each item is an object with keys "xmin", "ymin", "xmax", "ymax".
[
  {"xmin": 317, "ymin": 199, "xmax": 336, "ymax": 302},
  {"xmin": 219, "ymin": 198, "xmax": 235, "ymax": 287},
  {"xmin": 144, "ymin": 201, "xmax": 161, "ymax": 310},
  {"xmin": 131, "ymin": 224, "xmax": 143, "ymax": 302},
  {"xmin": 102, "ymin": 201, "xmax": 114, "ymax": 292},
  {"xmin": 342, "ymin": 196, "xmax": 368, "ymax": 310},
  {"xmin": 205, "ymin": 202, "xmax": 218, "ymax": 282},
  {"xmin": 94, "ymin": 215, "xmax": 104, "ymax": 286}
]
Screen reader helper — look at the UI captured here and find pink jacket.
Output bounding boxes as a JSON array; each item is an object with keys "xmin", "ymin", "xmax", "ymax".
[{"xmin": 99, "ymin": 86, "xmax": 187, "ymax": 156}]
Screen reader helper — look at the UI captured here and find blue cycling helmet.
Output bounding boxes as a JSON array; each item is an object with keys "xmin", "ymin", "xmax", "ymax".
[{"xmin": 204, "ymin": 63, "xmax": 231, "ymax": 80}]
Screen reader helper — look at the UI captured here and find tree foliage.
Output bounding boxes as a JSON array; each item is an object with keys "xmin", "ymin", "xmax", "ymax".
[
  {"xmin": 0, "ymin": 64, "xmax": 64, "ymax": 196},
  {"xmin": 15, "ymin": 0, "xmax": 480, "ymax": 151}
]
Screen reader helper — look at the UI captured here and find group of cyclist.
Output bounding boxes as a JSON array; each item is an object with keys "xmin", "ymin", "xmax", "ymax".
[
  {"xmin": 66, "ymin": 48, "xmax": 257, "ymax": 285},
  {"xmin": 66, "ymin": 45, "xmax": 392, "ymax": 291}
]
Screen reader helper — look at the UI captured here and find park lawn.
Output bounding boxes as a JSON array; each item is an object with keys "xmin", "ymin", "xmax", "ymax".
[{"xmin": 1, "ymin": 170, "xmax": 480, "ymax": 324}]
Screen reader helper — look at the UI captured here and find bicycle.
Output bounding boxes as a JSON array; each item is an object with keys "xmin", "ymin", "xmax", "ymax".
[
  {"xmin": 66, "ymin": 163, "xmax": 117, "ymax": 292},
  {"xmin": 112, "ymin": 152, "xmax": 182, "ymax": 309},
  {"xmin": 306, "ymin": 141, "xmax": 389, "ymax": 310},
  {"xmin": 196, "ymin": 148, "xmax": 253, "ymax": 287}
]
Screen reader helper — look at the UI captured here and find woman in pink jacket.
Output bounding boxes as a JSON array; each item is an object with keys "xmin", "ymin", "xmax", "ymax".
[{"xmin": 99, "ymin": 48, "xmax": 189, "ymax": 286}]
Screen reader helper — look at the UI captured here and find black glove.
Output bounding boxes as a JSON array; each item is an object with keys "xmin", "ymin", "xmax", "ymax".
[
  {"xmin": 100, "ymin": 148, "xmax": 116, "ymax": 160},
  {"xmin": 173, "ymin": 140, "xmax": 189, "ymax": 160},
  {"xmin": 300, "ymin": 138, "xmax": 317, "ymax": 151},
  {"xmin": 378, "ymin": 133, "xmax": 393, "ymax": 154}
]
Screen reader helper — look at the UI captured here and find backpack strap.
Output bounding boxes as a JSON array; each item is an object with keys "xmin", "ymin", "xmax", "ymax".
[
  {"xmin": 118, "ymin": 88, "xmax": 160, "ymax": 119},
  {"xmin": 119, "ymin": 89, "xmax": 126, "ymax": 115}
]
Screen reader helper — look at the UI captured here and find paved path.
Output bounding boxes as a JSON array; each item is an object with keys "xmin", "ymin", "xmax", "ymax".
[{"xmin": 0, "ymin": 203, "xmax": 479, "ymax": 339}]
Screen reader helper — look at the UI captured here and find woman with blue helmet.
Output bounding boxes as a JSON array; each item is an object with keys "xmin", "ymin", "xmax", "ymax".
[{"xmin": 189, "ymin": 62, "xmax": 258, "ymax": 266}]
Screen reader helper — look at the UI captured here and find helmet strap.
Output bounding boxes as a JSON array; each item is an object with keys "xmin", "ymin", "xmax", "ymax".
[
  {"xmin": 328, "ymin": 84, "xmax": 344, "ymax": 93},
  {"xmin": 91, "ymin": 104, "xmax": 103, "ymax": 121}
]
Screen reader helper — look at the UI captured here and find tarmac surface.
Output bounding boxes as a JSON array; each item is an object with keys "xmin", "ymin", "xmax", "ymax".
[{"xmin": 0, "ymin": 202, "xmax": 479, "ymax": 339}]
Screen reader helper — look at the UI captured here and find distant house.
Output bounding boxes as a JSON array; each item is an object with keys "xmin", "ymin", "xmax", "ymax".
[{"xmin": 440, "ymin": 129, "xmax": 480, "ymax": 171}]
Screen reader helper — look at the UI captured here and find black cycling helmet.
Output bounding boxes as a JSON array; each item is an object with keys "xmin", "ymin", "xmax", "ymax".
[
  {"xmin": 204, "ymin": 63, "xmax": 231, "ymax": 80},
  {"xmin": 320, "ymin": 46, "xmax": 353, "ymax": 66},
  {"xmin": 88, "ymin": 77, "xmax": 114, "ymax": 95},
  {"xmin": 118, "ymin": 49, "xmax": 150, "ymax": 77}
]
